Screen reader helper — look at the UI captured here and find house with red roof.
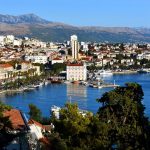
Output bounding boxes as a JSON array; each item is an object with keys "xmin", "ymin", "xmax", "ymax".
[
  {"xmin": 28, "ymin": 119, "xmax": 45, "ymax": 141},
  {"xmin": 27, "ymin": 119, "xmax": 53, "ymax": 149},
  {"xmin": 3, "ymin": 109, "xmax": 30, "ymax": 150},
  {"xmin": 0, "ymin": 63, "xmax": 14, "ymax": 80},
  {"xmin": 3, "ymin": 109, "xmax": 29, "ymax": 132},
  {"xmin": 51, "ymin": 57, "xmax": 64, "ymax": 65},
  {"xmin": 0, "ymin": 63, "xmax": 14, "ymax": 71}
]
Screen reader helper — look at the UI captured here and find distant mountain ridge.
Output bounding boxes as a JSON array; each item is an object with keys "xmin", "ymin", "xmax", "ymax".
[
  {"xmin": 0, "ymin": 13, "xmax": 150, "ymax": 43},
  {"xmin": 0, "ymin": 13, "xmax": 50, "ymax": 24}
]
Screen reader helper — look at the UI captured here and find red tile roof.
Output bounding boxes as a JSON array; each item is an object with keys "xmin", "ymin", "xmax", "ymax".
[
  {"xmin": 52, "ymin": 57, "xmax": 62, "ymax": 60},
  {"xmin": 39, "ymin": 137, "xmax": 50, "ymax": 145},
  {"xmin": 67, "ymin": 63, "xmax": 83, "ymax": 66},
  {"xmin": 3, "ymin": 109, "xmax": 26, "ymax": 130},
  {"xmin": 21, "ymin": 61, "xmax": 30, "ymax": 64},
  {"xmin": 82, "ymin": 57, "xmax": 92, "ymax": 61},
  {"xmin": 28, "ymin": 119, "xmax": 45, "ymax": 129},
  {"xmin": 0, "ymin": 63, "xmax": 13, "ymax": 68}
]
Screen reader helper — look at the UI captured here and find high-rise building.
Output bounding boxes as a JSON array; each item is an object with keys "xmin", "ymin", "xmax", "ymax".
[{"xmin": 70, "ymin": 35, "xmax": 79, "ymax": 60}]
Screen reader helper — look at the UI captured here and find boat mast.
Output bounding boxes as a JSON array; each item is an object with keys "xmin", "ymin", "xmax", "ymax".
[{"xmin": 69, "ymin": 96, "xmax": 72, "ymax": 104}]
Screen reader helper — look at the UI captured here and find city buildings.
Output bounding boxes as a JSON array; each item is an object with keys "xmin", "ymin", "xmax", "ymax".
[
  {"xmin": 1, "ymin": 34, "xmax": 150, "ymax": 81},
  {"xmin": 25, "ymin": 54, "xmax": 48, "ymax": 64}
]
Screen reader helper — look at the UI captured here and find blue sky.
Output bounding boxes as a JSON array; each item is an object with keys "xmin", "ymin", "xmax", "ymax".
[{"xmin": 0, "ymin": 0, "xmax": 150, "ymax": 27}]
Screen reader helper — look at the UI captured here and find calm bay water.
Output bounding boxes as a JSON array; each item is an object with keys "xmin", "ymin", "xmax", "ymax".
[{"xmin": 0, "ymin": 73, "xmax": 150, "ymax": 117}]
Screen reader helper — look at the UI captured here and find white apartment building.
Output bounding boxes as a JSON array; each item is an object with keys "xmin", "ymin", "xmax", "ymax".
[
  {"xmin": 67, "ymin": 63, "xmax": 87, "ymax": 81},
  {"xmin": 0, "ymin": 64, "xmax": 14, "ymax": 80},
  {"xmin": 28, "ymin": 119, "xmax": 45, "ymax": 141},
  {"xmin": 0, "ymin": 36, "xmax": 5, "ymax": 46},
  {"xmin": 13, "ymin": 39, "xmax": 22, "ymax": 46},
  {"xmin": 137, "ymin": 54, "xmax": 144, "ymax": 60},
  {"xmin": 25, "ymin": 55, "xmax": 48, "ymax": 64},
  {"xmin": 4, "ymin": 35, "xmax": 15, "ymax": 44},
  {"xmin": 137, "ymin": 52, "xmax": 150, "ymax": 60},
  {"xmin": 71, "ymin": 35, "xmax": 79, "ymax": 60}
]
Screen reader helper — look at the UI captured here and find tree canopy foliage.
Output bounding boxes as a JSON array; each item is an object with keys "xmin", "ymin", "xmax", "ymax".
[
  {"xmin": 49, "ymin": 83, "xmax": 150, "ymax": 150},
  {"xmin": 51, "ymin": 63, "xmax": 66, "ymax": 74},
  {"xmin": 0, "ymin": 102, "xmax": 13, "ymax": 147},
  {"xmin": 28, "ymin": 103, "xmax": 42, "ymax": 122},
  {"xmin": 96, "ymin": 82, "xmax": 149, "ymax": 149}
]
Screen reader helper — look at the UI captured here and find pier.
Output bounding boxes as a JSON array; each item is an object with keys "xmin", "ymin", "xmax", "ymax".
[{"xmin": 88, "ymin": 80, "xmax": 119, "ymax": 89}]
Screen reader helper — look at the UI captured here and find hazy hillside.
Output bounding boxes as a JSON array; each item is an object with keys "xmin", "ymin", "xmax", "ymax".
[{"xmin": 0, "ymin": 14, "xmax": 150, "ymax": 43}]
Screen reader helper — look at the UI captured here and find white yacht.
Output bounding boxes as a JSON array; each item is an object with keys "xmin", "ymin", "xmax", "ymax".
[
  {"xmin": 137, "ymin": 68, "xmax": 150, "ymax": 74},
  {"xmin": 50, "ymin": 105, "xmax": 90, "ymax": 118},
  {"xmin": 98, "ymin": 69, "xmax": 113, "ymax": 76},
  {"xmin": 51, "ymin": 105, "xmax": 61, "ymax": 119}
]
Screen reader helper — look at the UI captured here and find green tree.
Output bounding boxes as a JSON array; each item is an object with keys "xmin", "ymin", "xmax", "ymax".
[
  {"xmin": 28, "ymin": 104, "xmax": 42, "ymax": 122},
  {"xmin": 52, "ymin": 103, "xmax": 92, "ymax": 149},
  {"xmin": 140, "ymin": 58, "xmax": 149, "ymax": 66},
  {"xmin": 45, "ymin": 83, "xmax": 150, "ymax": 149},
  {"xmin": 42, "ymin": 133, "xmax": 67, "ymax": 150},
  {"xmin": 0, "ymin": 102, "xmax": 13, "ymax": 147},
  {"xmin": 33, "ymin": 63, "xmax": 45, "ymax": 72},
  {"xmin": 52, "ymin": 63, "xmax": 66, "ymax": 74},
  {"xmin": 97, "ymin": 82, "xmax": 149, "ymax": 149}
]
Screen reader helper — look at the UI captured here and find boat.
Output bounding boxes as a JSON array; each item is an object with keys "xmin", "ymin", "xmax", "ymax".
[
  {"xmin": 98, "ymin": 69, "xmax": 113, "ymax": 76},
  {"xmin": 80, "ymin": 81, "xmax": 88, "ymax": 86},
  {"xmin": 24, "ymin": 86, "xmax": 35, "ymax": 91},
  {"xmin": 51, "ymin": 105, "xmax": 61, "ymax": 119},
  {"xmin": 32, "ymin": 82, "xmax": 44, "ymax": 88},
  {"xmin": 51, "ymin": 105, "xmax": 90, "ymax": 118},
  {"xmin": 39, "ymin": 82, "xmax": 44, "ymax": 86},
  {"xmin": 97, "ymin": 85, "xmax": 102, "ymax": 89},
  {"xmin": 51, "ymin": 80, "xmax": 62, "ymax": 84},
  {"xmin": 33, "ymin": 85, "xmax": 40, "ymax": 88},
  {"xmin": 64, "ymin": 81, "xmax": 71, "ymax": 84},
  {"xmin": 89, "ymin": 84, "xmax": 97, "ymax": 88},
  {"xmin": 137, "ymin": 68, "xmax": 150, "ymax": 74},
  {"xmin": 72, "ymin": 81, "xmax": 79, "ymax": 84},
  {"xmin": 44, "ymin": 81, "xmax": 49, "ymax": 85}
]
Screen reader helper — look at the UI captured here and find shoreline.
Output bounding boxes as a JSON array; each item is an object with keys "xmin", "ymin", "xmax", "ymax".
[
  {"xmin": 0, "ymin": 89, "xmax": 24, "ymax": 95},
  {"xmin": 0, "ymin": 71, "xmax": 139, "ymax": 95},
  {"xmin": 113, "ymin": 70, "xmax": 137, "ymax": 74}
]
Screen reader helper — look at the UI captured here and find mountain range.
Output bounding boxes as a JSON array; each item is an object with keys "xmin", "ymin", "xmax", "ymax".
[{"xmin": 0, "ymin": 13, "xmax": 150, "ymax": 43}]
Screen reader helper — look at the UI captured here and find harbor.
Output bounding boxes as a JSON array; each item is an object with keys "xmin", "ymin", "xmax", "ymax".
[
  {"xmin": 0, "ymin": 69, "xmax": 147, "ymax": 96},
  {"xmin": 0, "ymin": 73, "xmax": 150, "ymax": 118}
]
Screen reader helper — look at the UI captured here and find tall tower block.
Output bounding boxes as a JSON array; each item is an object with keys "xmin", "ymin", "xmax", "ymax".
[{"xmin": 70, "ymin": 35, "xmax": 79, "ymax": 60}]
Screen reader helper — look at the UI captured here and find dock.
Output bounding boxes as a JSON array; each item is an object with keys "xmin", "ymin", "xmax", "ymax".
[
  {"xmin": 89, "ymin": 84, "xmax": 119, "ymax": 89},
  {"xmin": 88, "ymin": 80, "xmax": 119, "ymax": 89}
]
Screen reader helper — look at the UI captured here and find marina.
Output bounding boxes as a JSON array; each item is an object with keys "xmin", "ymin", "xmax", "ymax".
[{"xmin": 0, "ymin": 73, "xmax": 150, "ymax": 118}]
